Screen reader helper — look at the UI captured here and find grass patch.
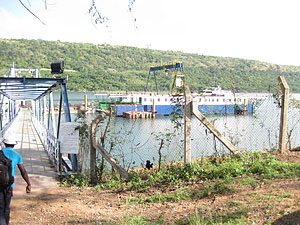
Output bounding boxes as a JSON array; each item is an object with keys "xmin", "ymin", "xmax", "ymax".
[
  {"xmin": 196, "ymin": 180, "xmax": 236, "ymax": 199},
  {"xmin": 100, "ymin": 215, "xmax": 165, "ymax": 225},
  {"xmin": 239, "ymin": 176, "xmax": 259, "ymax": 189},
  {"xmin": 62, "ymin": 152, "xmax": 300, "ymax": 192},
  {"xmin": 60, "ymin": 173, "xmax": 89, "ymax": 187},
  {"xmin": 128, "ymin": 188, "xmax": 192, "ymax": 204},
  {"xmin": 127, "ymin": 180, "xmax": 235, "ymax": 204},
  {"xmin": 179, "ymin": 208, "xmax": 249, "ymax": 225},
  {"xmin": 277, "ymin": 192, "xmax": 292, "ymax": 198},
  {"xmin": 225, "ymin": 201, "xmax": 241, "ymax": 208}
]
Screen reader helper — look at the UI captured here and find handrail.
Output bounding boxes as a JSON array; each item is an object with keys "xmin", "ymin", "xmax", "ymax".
[
  {"xmin": 0, "ymin": 108, "xmax": 20, "ymax": 139},
  {"xmin": 30, "ymin": 109, "xmax": 60, "ymax": 172}
]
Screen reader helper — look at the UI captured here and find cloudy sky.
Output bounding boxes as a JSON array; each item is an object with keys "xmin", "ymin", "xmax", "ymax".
[{"xmin": 1, "ymin": 0, "xmax": 300, "ymax": 66}]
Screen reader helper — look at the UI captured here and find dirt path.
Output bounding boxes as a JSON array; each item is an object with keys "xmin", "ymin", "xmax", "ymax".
[
  {"xmin": 9, "ymin": 144, "xmax": 300, "ymax": 224},
  {"xmin": 9, "ymin": 177, "xmax": 300, "ymax": 225}
]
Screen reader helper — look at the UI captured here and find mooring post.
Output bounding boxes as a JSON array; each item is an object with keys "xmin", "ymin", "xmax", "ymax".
[
  {"xmin": 278, "ymin": 76, "xmax": 289, "ymax": 154},
  {"xmin": 152, "ymin": 98, "xmax": 156, "ymax": 118},
  {"xmin": 184, "ymin": 85, "xmax": 192, "ymax": 164}
]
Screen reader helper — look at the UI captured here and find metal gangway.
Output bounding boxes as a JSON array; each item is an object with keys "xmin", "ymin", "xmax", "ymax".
[{"xmin": 0, "ymin": 67, "xmax": 77, "ymax": 174}]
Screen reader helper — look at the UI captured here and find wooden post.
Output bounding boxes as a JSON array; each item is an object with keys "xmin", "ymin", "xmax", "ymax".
[
  {"xmin": 89, "ymin": 119, "xmax": 98, "ymax": 185},
  {"xmin": 93, "ymin": 143, "xmax": 129, "ymax": 180},
  {"xmin": 278, "ymin": 76, "xmax": 289, "ymax": 154},
  {"xmin": 243, "ymin": 98, "xmax": 246, "ymax": 116},
  {"xmin": 91, "ymin": 112, "xmax": 129, "ymax": 180},
  {"xmin": 152, "ymin": 98, "xmax": 155, "ymax": 118},
  {"xmin": 192, "ymin": 101, "xmax": 240, "ymax": 155},
  {"xmin": 184, "ymin": 86, "xmax": 192, "ymax": 164},
  {"xmin": 84, "ymin": 93, "xmax": 87, "ymax": 112}
]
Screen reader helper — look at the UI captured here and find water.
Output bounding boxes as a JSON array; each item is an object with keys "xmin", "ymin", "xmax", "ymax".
[
  {"xmin": 58, "ymin": 92, "xmax": 300, "ymax": 169},
  {"xmin": 52, "ymin": 91, "xmax": 96, "ymax": 106}
]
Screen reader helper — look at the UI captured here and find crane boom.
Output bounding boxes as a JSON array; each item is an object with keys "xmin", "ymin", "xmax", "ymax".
[{"xmin": 145, "ymin": 62, "xmax": 184, "ymax": 94}]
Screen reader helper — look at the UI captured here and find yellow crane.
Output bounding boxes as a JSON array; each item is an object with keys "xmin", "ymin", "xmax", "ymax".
[{"xmin": 145, "ymin": 61, "xmax": 184, "ymax": 95}]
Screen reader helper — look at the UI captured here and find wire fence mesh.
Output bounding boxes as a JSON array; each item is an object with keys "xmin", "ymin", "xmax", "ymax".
[
  {"xmin": 77, "ymin": 82, "xmax": 300, "ymax": 172},
  {"xmin": 95, "ymin": 116, "xmax": 185, "ymax": 170}
]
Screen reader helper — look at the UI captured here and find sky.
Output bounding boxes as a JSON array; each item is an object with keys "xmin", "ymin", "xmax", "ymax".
[{"xmin": 1, "ymin": 0, "xmax": 300, "ymax": 66}]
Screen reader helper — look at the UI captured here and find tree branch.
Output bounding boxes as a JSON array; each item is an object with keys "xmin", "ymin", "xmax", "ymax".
[{"xmin": 19, "ymin": 0, "xmax": 46, "ymax": 25}]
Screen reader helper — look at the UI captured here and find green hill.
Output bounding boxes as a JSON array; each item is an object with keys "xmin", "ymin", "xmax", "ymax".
[{"xmin": 1, "ymin": 38, "xmax": 300, "ymax": 93}]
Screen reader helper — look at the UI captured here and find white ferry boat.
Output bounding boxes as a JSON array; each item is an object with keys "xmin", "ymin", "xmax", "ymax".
[{"xmin": 95, "ymin": 86, "xmax": 254, "ymax": 116}]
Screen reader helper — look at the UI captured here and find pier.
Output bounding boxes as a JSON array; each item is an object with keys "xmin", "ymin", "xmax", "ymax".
[
  {"xmin": 123, "ymin": 111, "xmax": 155, "ymax": 119},
  {"xmin": 0, "ymin": 68, "xmax": 79, "ymax": 195},
  {"xmin": 10, "ymin": 108, "xmax": 58, "ymax": 196}
]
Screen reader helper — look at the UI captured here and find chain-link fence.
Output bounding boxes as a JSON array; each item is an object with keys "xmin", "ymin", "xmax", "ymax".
[
  {"xmin": 78, "ymin": 81, "xmax": 300, "ymax": 172},
  {"xmin": 193, "ymin": 93, "xmax": 281, "ymax": 157},
  {"xmin": 95, "ymin": 116, "xmax": 184, "ymax": 170}
]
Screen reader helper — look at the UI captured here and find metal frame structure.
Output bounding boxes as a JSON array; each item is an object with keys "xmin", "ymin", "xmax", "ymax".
[
  {"xmin": 0, "ymin": 68, "xmax": 77, "ymax": 173},
  {"xmin": 145, "ymin": 62, "xmax": 184, "ymax": 94}
]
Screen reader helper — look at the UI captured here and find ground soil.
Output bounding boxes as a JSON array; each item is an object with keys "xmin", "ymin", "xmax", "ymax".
[{"xmin": 9, "ymin": 152, "xmax": 300, "ymax": 225}]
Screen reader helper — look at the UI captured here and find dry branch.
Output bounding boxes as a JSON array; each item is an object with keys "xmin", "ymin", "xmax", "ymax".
[{"xmin": 90, "ymin": 112, "xmax": 129, "ymax": 180}]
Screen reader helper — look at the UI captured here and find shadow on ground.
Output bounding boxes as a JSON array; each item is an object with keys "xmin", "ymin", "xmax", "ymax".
[{"xmin": 272, "ymin": 210, "xmax": 300, "ymax": 225}]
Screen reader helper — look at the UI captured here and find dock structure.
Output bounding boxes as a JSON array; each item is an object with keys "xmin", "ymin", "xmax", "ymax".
[
  {"xmin": 123, "ymin": 111, "xmax": 155, "ymax": 119},
  {"xmin": 10, "ymin": 108, "xmax": 59, "ymax": 196},
  {"xmin": 0, "ymin": 67, "xmax": 79, "ymax": 195}
]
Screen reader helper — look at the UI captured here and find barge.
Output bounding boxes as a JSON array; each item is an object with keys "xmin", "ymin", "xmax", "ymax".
[{"xmin": 95, "ymin": 86, "xmax": 254, "ymax": 116}]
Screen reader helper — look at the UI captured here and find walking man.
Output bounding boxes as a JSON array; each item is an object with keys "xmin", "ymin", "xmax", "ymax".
[{"xmin": 0, "ymin": 137, "xmax": 31, "ymax": 225}]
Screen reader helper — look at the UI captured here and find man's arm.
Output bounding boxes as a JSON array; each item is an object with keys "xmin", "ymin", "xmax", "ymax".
[{"xmin": 17, "ymin": 164, "xmax": 31, "ymax": 193}]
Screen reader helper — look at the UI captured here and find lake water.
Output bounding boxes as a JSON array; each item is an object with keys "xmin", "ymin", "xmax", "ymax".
[
  {"xmin": 57, "ymin": 91, "xmax": 300, "ymax": 169},
  {"xmin": 52, "ymin": 91, "xmax": 97, "ymax": 106}
]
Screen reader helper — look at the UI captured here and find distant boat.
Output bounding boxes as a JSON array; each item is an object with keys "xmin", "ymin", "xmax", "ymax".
[
  {"xmin": 192, "ymin": 86, "xmax": 251, "ymax": 114},
  {"xmin": 94, "ymin": 86, "xmax": 254, "ymax": 116},
  {"xmin": 95, "ymin": 108, "xmax": 111, "ymax": 115}
]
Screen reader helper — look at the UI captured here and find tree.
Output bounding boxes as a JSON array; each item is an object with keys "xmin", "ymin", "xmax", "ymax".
[{"xmin": 19, "ymin": 0, "xmax": 137, "ymax": 27}]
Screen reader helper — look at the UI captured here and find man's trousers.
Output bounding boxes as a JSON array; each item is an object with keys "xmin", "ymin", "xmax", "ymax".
[{"xmin": 0, "ymin": 187, "xmax": 12, "ymax": 225}]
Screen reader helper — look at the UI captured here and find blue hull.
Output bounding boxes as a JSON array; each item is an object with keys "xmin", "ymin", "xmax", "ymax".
[
  {"xmin": 198, "ymin": 104, "xmax": 254, "ymax": 114},
  {"xmin": 115, "ymin": 104, "xmax": 254, "ymax": 116}
]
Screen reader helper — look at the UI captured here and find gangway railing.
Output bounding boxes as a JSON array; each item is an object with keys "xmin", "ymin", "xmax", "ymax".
[
  {"xmin": 0, "ymin": 108, "xmax": 20, "ymax": 138},
  {"xmin": 0, "ymin": 66, "xmax": 78, "ymax": 174},
  {"xmin": 31, "ymin": 109, "xmax": 60, "ymax": 172},
  {"xmin": 0, "ymin": 96, "xmax": 20, "ymax": 138}
]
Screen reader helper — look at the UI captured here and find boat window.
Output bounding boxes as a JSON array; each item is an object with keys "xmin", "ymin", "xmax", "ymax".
[
  {"xmin": 150, "ymin": 98, "xmax": 152, "ymax": 102},
  {"xmin": 208, "ymin": 99, "xmax": 210, "ymax": 102},
  {"xmin": 158, "ymin": 98, "xmax": 160, "ymax": 102},
  {"xmin": 223, "ymin": 99, "xmax": 225, "ymax": 102},
  {"xmin": 198, "ymin": 98, "xmax": 201, "ymax": 102},
  {"xmin": 229, "ymin": 99, "xmax": 232, "ymax": 102},
  {"xmin": 205, "ymin": 99, "xmax": 207, "ymax": 102},
  {"xmin": 212, "ymin": 99, "xmax": 214, "ymax": 102},
  {"xmin": 144, "ymin": 98, "xmax": 147, "ymax": 102},
  {"xmin": 131, "ymin": 97, "xmax": 134, "ymax": 102},
  {"xmin": 165, "ymin": 98, "xmax": 168, "ymax": 102},
  {"xmin": 216, "ymin": 99, "xmax": 219, "ymax": 102}
]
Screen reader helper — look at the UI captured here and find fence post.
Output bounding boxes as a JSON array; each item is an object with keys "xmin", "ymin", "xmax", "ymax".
[
  {"xmin": 89, "ymin": 125, "xmax": 97, "ymax": 185},
  {"xmin": 278, "ymin": 76, "xmax": 289, "ymax": 154},
  {"xmin": 91, "ymin": 112, "xmax": 129, "ymax": 180},
  {"xmin": 192, "ymin": 101, "xmax": 240, "ymax": 155},
  {"xmin": 184, "ymin": 85, "xmax": 192, "ymax": 164}
]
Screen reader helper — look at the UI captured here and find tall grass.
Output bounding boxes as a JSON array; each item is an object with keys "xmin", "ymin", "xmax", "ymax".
[
  {"xmin": 93, "ymin": 152, "xmax": 300, "ymax": 191},
  {"xmin": 61, "ymin": 152, "xmax": 300, "ymax": 191}
]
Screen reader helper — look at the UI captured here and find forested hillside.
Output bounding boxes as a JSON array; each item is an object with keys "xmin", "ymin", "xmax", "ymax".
[{"xmin": 1, "ymin": 39, "xmax": 300, "ymax": 93}]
